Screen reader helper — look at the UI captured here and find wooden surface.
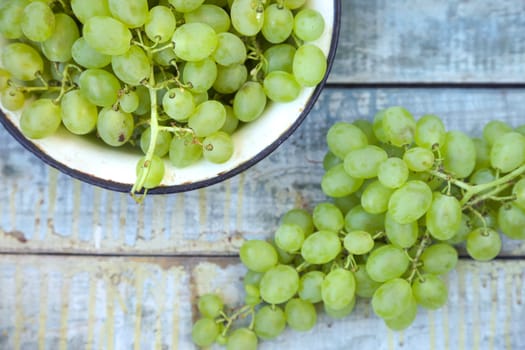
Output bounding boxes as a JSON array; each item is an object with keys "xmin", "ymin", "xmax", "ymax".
[{"xmin": 1, "ymin": 1, "xmax": 525, "ymax": 349}]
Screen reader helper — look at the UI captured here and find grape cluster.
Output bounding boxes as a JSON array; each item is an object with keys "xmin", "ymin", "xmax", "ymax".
[
  {"xmin": 192, "ymin": 107, "xmax": 525, "ymax": 348},
  {"xmin": 0, "ymin": 0, "xmax": 327, "ymax": 199}
]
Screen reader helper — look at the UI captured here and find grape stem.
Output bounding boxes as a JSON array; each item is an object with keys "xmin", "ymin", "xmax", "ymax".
[{"xmin": 407, "ymin": 232, "xmax": 431, "ymax": 284}]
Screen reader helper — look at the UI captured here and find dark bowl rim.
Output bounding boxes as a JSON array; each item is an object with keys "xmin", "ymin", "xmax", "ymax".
[{"xmin": 0, "ymin": 1, "xmax": 343, "ymax": 194}]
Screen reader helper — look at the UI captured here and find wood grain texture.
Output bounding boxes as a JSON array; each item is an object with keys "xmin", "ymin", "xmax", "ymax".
[
  {"xmin": 331, "ymin": 0, "xmax": 525, "ymax": 83},
  {"xmin": 1, "ymin": 88, "xmax": 525, "ymax": 255},
  {"xmin": 0, "ymin": 255, "xmax": 523, "ymax": 350}
]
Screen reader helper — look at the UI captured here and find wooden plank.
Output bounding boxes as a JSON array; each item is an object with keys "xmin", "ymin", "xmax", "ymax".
[
  {"xmin": 0, "ymin": 254, "xmax": 523, "ymax": 349},
  {"xmin": 331, "ymin": 0, "xmax": 525, "ymax": 83},
  {"xmin": 2, "ymin": 87, "xmax": 525, "ymax": 256}
]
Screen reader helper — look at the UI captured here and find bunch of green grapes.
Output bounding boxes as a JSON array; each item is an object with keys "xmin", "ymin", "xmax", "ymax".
[
  {"xmin": 0, "ymin": 0, "xmax": 327, "ymax": 199},
  {"xmin": 191, "ymin": 106, "xmax": 525, "ymax": 349}
]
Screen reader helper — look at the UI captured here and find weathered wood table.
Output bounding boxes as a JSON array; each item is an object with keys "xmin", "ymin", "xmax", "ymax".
[{"xmin": 1, "ymin": 1, "xmax": 524, "ymax": 349}]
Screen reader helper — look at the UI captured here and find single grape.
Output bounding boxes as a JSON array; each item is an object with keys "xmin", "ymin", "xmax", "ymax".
[
  {"xmin": 185, "ymin": 4, "xmax": 231, "ymax": 33},
  {"xmin": 220, "ymin": 105, "xmax": 240, "ymax": 134},
  {"xmin": 371, "ymin": 278, "xmax": 414, "ymax": 319},
  {"xmin": 162, "ymin": 88, "xmax": 195, "ymax": 122},
  {"xmin": 466, "ymin": 227, "xmax": 502, "ymax": 261},
  {"xmin": 326, "ymin": 122, "xmax": 368, "ymax": 159},
  {"xmin": 294, "ymin": 8, "xmax": 325, "ymax": 42},
  {"xmin": 293, "ymin": 44, "xmax": 327, "ymax": 87},
  {"xmin": 21, "ymin": 1, "xmax": 55, "ymax": 42},
  {"xmin": 41, "ymin": 13, "xmax": 80, "ymax": 63},
  {"xmin": 344, "ymin": 145, "xmax": 388, "ymax": 179},
  {"xmin": 136, "ymin": 155, "xmax": 165, "ymax": 189},
  {"xmin": 263, "ymin": 44, "xmax": 296, "ymax": 74},
  {"xmin": 79, "ymin": 69, "xmax": 121, "ymax": 107},
  {"xmin": 284, "ymin": 0, "xmax": 306, "ymax": 9},
  {"xmin": 262, "ymin": 4, "xmax": 294, "ymax": 44},
  {"xmin": 263, "ymin": 71, "xmax": 301, "ymax": 102},
  {"xmin": 380, "ymin": 106, "xmax": 416, "ymax": 147},
  {"xmin": 354, "ymin": 264, "xmax": 382, "ymax": 298},
  {"xmin": 344, "ymin": 205, "xmax": 385, "ymax": 234},
  {"xmin": 212, "ymin": 32, "xmax": 246, "ymax": 66},
  {"xmin": 274, "ymin": 223, "xmax": 304, "ymax": 253},
  {"xmin": 145, "ymin": 5, "xmax": 176, "ymax": 43},
  {"xmin": 61, "ymin": 90, "xmax": 98, "ymax": 135},
  {"xmin": 96, "ymin": 107, "xmax": 134, "ymax": 147},
  {"xmin": 426, "ymin": 193, "xmax": 462, "ymax": 240},
  {"xmin": 239, "ymin": 240, "xmax": 278, "ymax": 273},
  {"xmin": 321, "ymin": 268, "xmax": 356, "ymax": 310},
  {"xmin": 442, "ymin": 131, "xmax": 476, "ymax": 178},
  {"xmin": 445, "ymin": 213, "xmax": 471, "ymax": 245},
  {"xmin": 298, "ymin": 270, "xmax": 324, "ymax": 303},
  {"xmin": 172, "ymin": 22, "xmax": 218, "ymax": 62},
  {"xmin": 420, "ymin": 243, "xmax": 458, "ymax": 275},
  {"xmin": 384, "ymin": 212, "xmax": 419, "ymax": 249},
  {"xmin": 20, "ymin": 99, "xmax": 61, "ymax": 139},
  {"xmin": 366, "ymin": 245, "xmax": 409, "ymax": 282},
  {"xmin": 188, "ymin": 100, "xmax": 226, "ymax": 137},
  {"xmin": 301, "ymin": 230, "xmax": 341, "ymax": 265},
  {"xmin": 323, "ymin": 151, "xmax": 342, "ymax": 171},
  {"xmin": 1, "ymin": 88, "xmax": 25, "ymax": 111},
  {"xmin": 230, "ymin": 0, "xmax": 264, "ymax": 36},
  {"xmin": 72, "ymin": 37, "xmax": 112, "ymax": 69},
  {"xmin": 403, "ymin": 147, "xmax": 435, "ymax": 172},
  {"xmin": 281, "ymin": 208, "xmax": 314, "ymax": 237},
  {"xmin": 226, "ymin": 328, "xmax": 258, "ymax": 350},
  {"xmin": 388, "ymin": 180, "xmax": 433, "ymax": 224},
  {"xmin": 2, "ymin": 43, "xmax": 43, "ymax": 81},
  {"xmin": 377, "ymin": 157, "xmax": 409, "ymax": 189},
  {"xmin": 512, "ymin": 178, "xmax": 525, "ymax": 210},
  {"xmin": 384, "ymin": 297, "xmax": 417, "ymax": 331},
  {"xmin": 260, "ymin": 264, "xmax": 299, "ymax": 305},
  {"xmin": 183, "ymin": 58, "xmax": 218, "ymax": 93},
  {"xmin": 243, "ymin": 270, "xmax": 264, "ymax": 287},
  {"xmin": 312, "ymin": 202, "xmax": 344, "ymax": 232},
  {"xmin": 0, "ymin": 69, "xmax": 10, "ymax": 92},
  {"xmin": 139, "ymin": 128, "xmax": 172, "ymax": 157},
  {"xmin": 285, "ymin": 298, "xmax": 317, "ymax": 331},
  {"xmin": 169, "ymin": 0, "xmax": 205, "ymax": 13},
  {"xmin": 108, "ymin": 0, "xmax": 149, "ymax": 28},
  {"xmin": 414, "ymin": 114, "xmax": 446, "ymax": 149},
  {"xmin": 412, "ymin": 274, "xmax": 448, "ymax": 310},
  {"xmin": 324, "ymin": 297, "xmax": 356, "ymax": 319},
  {"xmin": 83, "ymin": 16, "xmax": 132, "ymax": 56},
  {"xmin": 483, "ymin": 120, "xmax": 512, "ymax": 146},
  {"xmin": 213, "ymin": 63, "xmax": 248, "ymax": 95},
  {"xmin": 253, "ymin": 305, "xmax": 286, "ymax": 340},
  {"xmin": 0, "ymin": 0, "xmax": 30, "ymax": 39},
  {"xmin": 233, "ymin": 81, "xmax": 267, "ymax": 122},
  {"xmin": 112, "ymin": 46, "xmax": 151, "ymax": 86},
  {"xmin": 497, "ymin": 203, "xmax": 525, "ymax": 240},
  {"xmin": 191, "ymin": 318, "xmax": 219, "ymax": 347},
  {"xmin": 343, "ymin": 230, "xmax": 374, "ymax": 255},
  {"xmin": 360, "ymin": 180, "xmax": 394, "ymax": 214},
  {"xmin": 119, "ymin": 90, "xmax": 140, "ymax": 113},
  {"xmin": 197, "ymin": 293, "xmax": 223, "ymax": 319},
  {"xmin": 169, "ymin": 134, "xmax": 203, "ymax": 168},
  {"xmin": 244, "ymin": 284, "xmax": 261, "ymax": 306},
  {"xmin": 490, "ymin": 131, "xmax": 525, "ymax": 173},
  {"xmin": 202, "ymin": 131, "xmax": 234, "ymax": 164},
  {"xmin": 71, "ymin": 0, "xmax": 111, "ymax": 23}
]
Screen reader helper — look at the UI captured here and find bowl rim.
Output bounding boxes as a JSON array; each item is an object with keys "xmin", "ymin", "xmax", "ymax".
[{"xmin": 0, "ymin": 1, "xmax": 343, "ymax": 194}]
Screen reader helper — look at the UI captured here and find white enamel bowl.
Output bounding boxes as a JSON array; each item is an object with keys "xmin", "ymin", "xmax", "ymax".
[{"xmin": 0, "ymin": 1, "xmax": 342, "ymax": 193}]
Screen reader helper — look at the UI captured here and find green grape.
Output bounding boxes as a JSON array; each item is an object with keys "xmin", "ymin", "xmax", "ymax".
[
  {"xmin": 183, "ymin": 58, "xmax": 218, "ymax": 93},
  {"xmin": 324, "ymin": 297, "xmax": 356, "ymax": 319},
  {"xmin": 298, "ymin": 270, "xmax": 324, "ymax": 303},
  {"xmin": 162, "ymin": 88, "xmax": 195, "ymax": 122},
  {"xmin": 513, "ymin": 178, "xmax": 525, "ymax": 210},
  {"xmin": 0, "ymin": 0, "xmax": 29, "ymax": 39},
  {"xmin": 377, "ymin": 157, "xmax": 409, "ymax": 189},
  {"xmin": 281, "ymin": 208, "xmax": 314, "ymax": 236},
  {"xmin": 191, "ymin": 318, "xmax": 219, "ymax": 347},
  {"xmin": 260, "ymin": 264, "xmax": 299, "ymax": 304},
  {"xmin": 253, "ymin": 305, "xmax": 286, "ymax": 340},
  {"xmin": 380, "ymin": 106, "xmax": 416, "ymax": 147},
  {"xmin": 343, "ymin": 230, "xmax": 374, "ymax": 255},
  {"xmin": 71, "ymin": 0, "xmax": 110, "ymax": 23},
  {"xmin": 202, "ymin": 131, "xmax": 234, "ymax": 164},
  {"xmin": 498, "ymin": 203, "xmax": 525, "ymax": 240},
  {"xmin": 469, "ymin": 168, "xmax": 496, "ymax": 186},
  {"xmin": 244, "ymin": 283, "xmax": 261, "ymax": 306},
  {"xmin": 185, "ymin": 4, "xmax": 230, "ymax": 33},
  {"xmin": 145, "ymin": 5, "xmax": 176, "ymax": 42},
  {"xmin": 153, "ymin": 48, "xmax": 177, "ymax": 66},
  {"xmin": 414, "ymin": 114, "xmax": 446, "ymax": 149},
  {"xmin": 197, "ymin": 293, "xmax": 223, "ymax": 318},
  {"xmin": 212, "ymin": 32, "xmax": 246, "ymax": 65},
  {"xmin": 226, "ymin": 328, "xmax": 258, "ymax": 350},
  {"xmin": 169, "ymin": 134, "xmax": 203, "ymax": 168},
  {"xmin": 293, "ymin": 8, "xmax": 325, "ymax": 42},
  {"xmin": 83, "ymin": 16, "xmax": 132, "ymax": 56},
  {"xmin": 111, "ymin": 46, "xmax": 151, "ymax": 86},
  {"xmin": 221, "ymin": 105, "xmax": 239, "ymax": 134},
  {"xmin": 388, "ymin": 180, "xmax": 433, "ymax": 224},
  {"xmin": 426, "ymin": 193, "xmax": 462, "ymax": 240},
  {"xmin": 371, "ymin": 278, "xmax": 414, "ymax": 319},
  {"xmin": 384, "ymin": 297, "xmax": 417, "ymax": 331},
  {"xmin": 21, "ymin": 1, "xmax": 55, "ymax": 42},
  {"xmin": 420, "ymin": 243, "xmax": 458, "ymax": 275},
  {"xmin": 273, "ymin": 241, "xmax": 295, "ymax": 264},
  {"xmin": 312, "ymin": 202, "xmax": 344, "ymax": 232},
  {"xmin": 108, "ymin": 0, "xmax": 148, "ymax": 28},
  {"xmin": 472, "ymin": 137, "xmax": 491, "ymax": 170},
  {"xmin": 403, "ymin": 147, "xmax": 435, "ymax": 172},
  {"xmin": 140, "ymin": 128, "xmax": 172, "ymax": 157},
  {"xmin": 72, "ymin": 37, "xmax": 112, "ymax": 69},
  {"xmin": 20, "ymin": 99, "xmax": 61, "ymax": 139},
  {"xmin": 366, "ymin": 245, "xmax": 409, "ymax": 282},
  {"xmin": 239, "ymin": 240, "xmax": 278, "ymax": 273},
  {"xmin": 344, "ymin": 145, "xmax": 388, "ymax": 179},
  {"xmin": 243, "ymin": 270, "xmax": 264, "ymax": 287},
  {"xmin": 262, "ymin": 4, "xmax": 293, "ymax": 44},
  {"xmin": 323, "ymin": 151, "xmax": 342, "ymax": 171},
  {"xmin": 360, "ymin": 180, "xmax": 394, "ymax": 214},
  {"xmin": 263, "ymin": 44, "xmax": 296, "ymax": 74},
  {"xmin": 490, "ymin": 131, "xmax": 525, "ymax": 173},
  {"xmin": 293, "ymin": 44, "xmax": 327, "ymax": 87},
  {"xmin": 168, "ymin": 0, "xmax": 205, "ymax": 12},
  {"xmin": 466, "ymin": 227, "xmax": 502, "ymax": 261},
  {"xmin": 285, "ymin": 298, "xmax": 317, "ymax": 331},
  {"xmin": 79, "ymin": 69, "xmax": 121, "ymax": 107},
  {"xmin": 263, "ymin": 71, "xmax": 301, "ymax": 103},
  {"xmin": 384, "ymin": 212, "xmax": 418, "ymax": 249},
  {"xmin": 2, "ymin": 43, "xmax": 44, "ymax": 81},
  {"xmin": 213, "ymin": 63, "xmax": 248, "ymax": 95},
  {"xmin": 61, "ymin": 90, "xmax": 98, "ymax": 135},
  {"xmin": 326, "ymin": 122, "xmax": 368, "ymax": 159},
  {"xmin": 483, "ymin": 120, "xmax": 512, "ymax": 146},
  {"xmin": 301, "ymin": 231, "xmax": 341, "ymax": 265},
  {"xmin": 41, "ymin": 13, "xmax": 79, "ymax": 62},
  {"xmin": 1, "ymin": 88, "xmax": 25, "ymax": 111},
  {"xmin": 354, "ymin": 264, "xmax": 382, "ymax": 298},
  {"xmin": 321, "ymin": 268, "xmax": 356, "ymax": 310},
  {"xmin": 442, "ymin": 131, "xmax": 476, "ymax": 178},
  {"xmin": 445, "ymin": 213, "xmax": 471, "ymax": 245},
  {"xmin": 284, "ymin": 0, "xmax": 306, "ymax": 9},
  {"xmin": 119, "ymin": 90, "xmax": 139, "ymax": 113},
  {"xmin": 274, "ymin": 223, "xmax": 304, "ymax": 253},
  {"xmin": 233, "ymin": 81, "xmax": 266, "ymax": 122},
  {"xmin": 230, "ymin": 0, "xmax": 264, "ymax": 36},
  {"xmin": 172, "ymin": 22, "xmax": 218, "ymax": 62},
  {"xmin": 96, "ymin": 107, "xmax": 134, "ymax": 146},
  {"xmin": 412, "ymin": 274, "xmax": 448, "ymax": 310},
  {"xmin": 187, "ymin": 100, "xmax": 226, "ymax": 137},
  {"xmin": 0, "ymin": 69, "xmax": 10, "ymax": 92},
  {"xmin": 344, "ymin": 205, "xmax": 385, "ymax": 234},
  {"xmin": 134, "ymin": 85, "xmax": 151, "ymax": 115}
]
